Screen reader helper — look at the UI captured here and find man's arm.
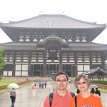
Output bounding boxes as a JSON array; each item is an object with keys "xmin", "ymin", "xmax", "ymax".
[{"xmin": 43, "ymin": 96, "xmax": 50, "ymax": 107}]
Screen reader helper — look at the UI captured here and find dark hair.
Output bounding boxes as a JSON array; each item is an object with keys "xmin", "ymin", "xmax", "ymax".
[
  {"xmin": 55, "ymin": 71, "xmax": 68, "ymax": 81},
  {"xmin": 90, "ymin": 88, "xmax": 95, "ymax": 94},
  {"xmin": 77, "ymin": 89, "xmax": 80, "ymax": 94}
]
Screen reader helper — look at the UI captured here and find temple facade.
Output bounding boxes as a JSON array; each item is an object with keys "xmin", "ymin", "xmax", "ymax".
[{"xmin": 0, "ymin": 14, "xmax": 107, "ymax": 77}]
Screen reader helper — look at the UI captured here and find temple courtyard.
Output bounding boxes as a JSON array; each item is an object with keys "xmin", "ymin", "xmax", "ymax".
[{"xmin": 0, "ymin": 81, "xmax": 107, "ymax": 107}]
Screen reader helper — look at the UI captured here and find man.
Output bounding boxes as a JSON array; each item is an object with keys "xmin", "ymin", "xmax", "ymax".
[
  {"xmin": 10, "ymin": 88, "xmax": 16, "ymax": 107},
  {"xmin": 43, "ymin": 71, "xmax": 74, "ymax": 107}
]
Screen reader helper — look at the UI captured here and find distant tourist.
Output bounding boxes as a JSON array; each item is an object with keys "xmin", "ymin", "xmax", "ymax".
[
  {"xmin": 32, "ymin": 84, "xmax": 37, "ymax": 96},
  {"xmin": 44, "ymin": 82, "xmax": 47, "ymax": 88},
  {"xmin": 10, "ymin": 88, "xmax": 16, "ymax": 107},
  {"xmin": 95, "ymin": 87, "xmax": 101, "ymax": 96}
]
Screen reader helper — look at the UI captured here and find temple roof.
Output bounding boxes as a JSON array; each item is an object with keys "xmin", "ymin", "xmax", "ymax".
[
  {"xmin": 0, "ymin": 14, "xmax": 106, "ymax": 29},
  {"xmin": 0, "ymin": 14, "xmax": 106, "ymax": 42},
  {"xmin": 86, "ymin": 67, "xmax": 107, "ymax": 76},
  {"xmin": 0, "ymin": 42, "xmax": 107, "ymax": 51}
]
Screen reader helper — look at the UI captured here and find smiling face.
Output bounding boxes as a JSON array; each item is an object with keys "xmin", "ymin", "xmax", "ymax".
[
  {"xmin": 55, "ymin": 74, "xmax": 68, "ymax": 91},
  {"xmin": 74, "ymin": 74, "xmax": 90, "ymax": 93},
  {"xmin": 76, "ymin": 77, "xmax": 88, "ymax": 92}
]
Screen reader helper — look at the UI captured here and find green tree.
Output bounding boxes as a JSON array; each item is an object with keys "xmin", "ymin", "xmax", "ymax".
[{"xmin": 0, "ymin": 48, "xmax": 5, "ymax": 80}]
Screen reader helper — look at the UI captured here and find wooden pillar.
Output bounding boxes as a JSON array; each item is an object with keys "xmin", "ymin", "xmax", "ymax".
[{"xmin": 13, "ymin": 51, "xmax": 16, "ymax": 76}]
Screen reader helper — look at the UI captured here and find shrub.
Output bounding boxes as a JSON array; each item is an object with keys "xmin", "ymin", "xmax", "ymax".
[{"xmin": 91, "ymin": 80, "xmax": 107, "ymax": 85}]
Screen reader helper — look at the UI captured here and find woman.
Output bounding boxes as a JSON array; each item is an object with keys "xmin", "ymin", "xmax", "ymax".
[{"xmin": 70, "ymin": 74, "xmax": 103, "ymax": 107}]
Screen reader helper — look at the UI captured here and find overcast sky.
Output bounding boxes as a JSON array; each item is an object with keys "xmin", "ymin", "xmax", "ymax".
[{"xmin": 0, "ymin": 0, "xmax": 107, "ymax": 44}]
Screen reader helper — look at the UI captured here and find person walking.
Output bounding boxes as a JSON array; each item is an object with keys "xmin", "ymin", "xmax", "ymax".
[
  {"xmin": 10, "ymin": 88, "xmax": 16, "ymax": 107},
  {"xmin": 95, "ymin": 87, "xmax": 101, "ymax": 96},
  {"xmin": 70, "ymin": 74, "xmax": 103, "ymax": 107},
  {"xmin": 43, "ymin": 71, "xmax": 74, "ymax": 107},
  {"xmin": 32, "ymin": 83, "xmax": 37, "ymax": 96}
]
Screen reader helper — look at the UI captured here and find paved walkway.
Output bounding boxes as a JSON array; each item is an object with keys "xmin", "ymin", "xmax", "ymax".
[{"xmin": 0, "ymin": 82, "xmax": 107, "ymax": 107}]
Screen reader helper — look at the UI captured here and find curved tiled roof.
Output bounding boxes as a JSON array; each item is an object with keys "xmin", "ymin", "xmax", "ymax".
[
  {"xmin": 87, "ymin": 67, "xmax": 107, "ymax": 76},
  {"xmin": 0, "ymin": 14, "xmax": 106, "ymax": 29},
  {"xmin": 40, "ymin": 35, "xmax": 66, "ymax": 44},
  {"xmin": 68, "ymin": 42, "xmax": 107, "ymax": 51},
  {"xmin": 0, "ymin": 42, "xmax": 107, "ymax": 51}
]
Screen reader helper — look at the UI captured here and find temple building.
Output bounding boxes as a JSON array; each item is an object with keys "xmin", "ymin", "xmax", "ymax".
[{"xmin": 0, "ymin": 14, "xmax": 107, "ymax": 77}]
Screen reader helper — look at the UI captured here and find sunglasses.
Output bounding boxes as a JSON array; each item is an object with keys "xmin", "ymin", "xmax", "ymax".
[{"xmin": 56, "ymin": 79, "xmax": 67, "ymax": 82}]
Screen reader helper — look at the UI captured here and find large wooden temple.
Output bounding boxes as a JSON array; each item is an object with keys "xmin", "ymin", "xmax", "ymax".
[{"xmin": 0, "ymin": 14, "xmax": 107, "ymax": 77}]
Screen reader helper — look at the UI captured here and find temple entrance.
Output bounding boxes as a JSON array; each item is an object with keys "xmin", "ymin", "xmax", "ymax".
[
  {"xmin": 30, "ymin": 64, "xmax": 44, "ymax": 76},
  {"xmin": 62, "ymin": 64, "xmax": 73, "ymax": 76},
  {"xmin": 45, "ymin": 64, "xmax": 74, "ymax": 77},
  {"xmin": 46, "ymin": 64, "xmax": 59, "ymax": 76},
  {"xmin": 29, "ymin": 64, "xmax": 59, "ymax": 77},
  {"xmin": 29, "ymin": 64, "xmax": 74, "ymax": 77}
]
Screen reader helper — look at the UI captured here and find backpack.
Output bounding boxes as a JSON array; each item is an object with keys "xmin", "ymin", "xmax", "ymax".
[{"xmin": 49, "ymin": 92, "xmax": 75, "ymax": 107}]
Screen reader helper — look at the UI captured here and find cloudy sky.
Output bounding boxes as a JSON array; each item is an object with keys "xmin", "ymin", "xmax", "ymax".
[{"xmin": 0, "ymin": 0, "xmax": 107, "ymax": 44}]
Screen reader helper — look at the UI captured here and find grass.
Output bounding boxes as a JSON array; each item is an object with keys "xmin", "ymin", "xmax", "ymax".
[
  {"xmin": 0, "ymin": 80, "xmax": 19, "ymax": 86},
  {"xmin": 0, "ymin": 88, "xmax": 10, "ymax": 93},
  {"xmin": 0, "ymin": 80, "xmax": 32, "ymax": 93},
  {"xmin": 100, "ymin": 88, "xmax": 107, "ymax": 93},
  {"xmin": 90, "ymin": 80, "xmax": 107, "ymax": 93},
  {"xmin": 91, "ymin": 80, "xmax": 107, "ymax": 85},
  {"xmin": 0, "ymin": 80, "xmax": 20, "ymax": 93}
]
